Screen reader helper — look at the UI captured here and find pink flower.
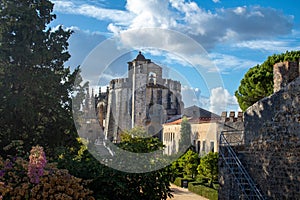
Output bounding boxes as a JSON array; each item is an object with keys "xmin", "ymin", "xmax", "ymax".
[{"xmin": 27, "ymin": 146, "xmax": 47, "ymax": 184}]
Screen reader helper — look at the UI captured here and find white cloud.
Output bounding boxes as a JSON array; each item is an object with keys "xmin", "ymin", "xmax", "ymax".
[
  {"xmin": 233, "ymin": 6, "xmax": 246, "ymax": 15},
  {"xmin": 209, "ymin": 53, "xmax": 259, "ymax": 72},
  {"xmin": 53, "ymin": 1, "xmax": 294, "ymax": 51},
  {"xmin": 181, "ymin": 86, "xmax": 210, "ymax": 109},
  {"xmin": 212, "ymin": 0, "xmax": 220, "ymax": 3},
  {"xmin": 234, "ymin": 40, "xmax": 300, "ymax": 52},
  {"xmin": 126, "ymin": 0, "xmax": 173, "ymax": 29},
  {"xmin": 53, "ymin": 0, "xmax": 133, "ymax": 24},
  {"xmin": 209, "ymin": 87, "xmax": 240, "ymax": 114}
]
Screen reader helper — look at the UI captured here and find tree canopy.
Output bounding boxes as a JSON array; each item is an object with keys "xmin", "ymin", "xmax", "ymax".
[
  {"xmin": 171, "ymin": 149, "xmax": 199, "ymax": 178},
  {"xmin": 197, "ymin": 152, "xmax": 218, "ymax": 188},
  {"xmin": 179, "ymin": 117, "xmax": 192, "ymax": 151},
  {"xmin": 75, "ymin": 127, "xmax": 173, "ymax": 200},
  {"xmin": 0, "ymin": 0, "xmax": 84, "ymax": 158},
  {"xmin": 235, "ymin": 50, "xmax": 300, "ymax": 111}
]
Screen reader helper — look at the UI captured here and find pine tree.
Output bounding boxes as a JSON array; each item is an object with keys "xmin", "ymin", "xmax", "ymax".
[{"xmin": 235, "ymin": 50, "xmax": 300, "ymax": 111}]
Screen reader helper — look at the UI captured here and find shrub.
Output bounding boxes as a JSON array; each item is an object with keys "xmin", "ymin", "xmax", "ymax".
[
  {"xmin": 197, "ymin": 152, "xmax": 218, "ymax": 188},
  {"xmin": 188, "ymin": 182, "xmax": 218, "ymax": 200},
  {"xmin": 0, "ymin": 146, "xmax": 94, "ymax": 200}
]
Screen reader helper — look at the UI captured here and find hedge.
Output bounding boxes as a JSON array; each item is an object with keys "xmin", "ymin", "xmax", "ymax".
[{"xmin": 188, "ymin": 182, "xmax": 218, "ymax": 200}]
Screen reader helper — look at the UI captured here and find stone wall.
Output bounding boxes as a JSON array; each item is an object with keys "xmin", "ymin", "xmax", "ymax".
[
  {"xmin": 243, "ymin": 77, "xmax": 300, "ymax": 199},
  {"xmin": 218, "ymin": 111, "xmax": 245, "ymax": 199},
  {"xmin": 219, "ymin": 60, "xmax": 300, "ymax": 199},
  {"xmin": 103, "ymin": 52, "xmax": 183, "ymax": 142},
  {"xmin": 218, "ymin": 111, "xmax": 244, "ymax": 146},
  {"xmin": 273, "ymin": 60, "xmax": 300, "ymax": 93}
]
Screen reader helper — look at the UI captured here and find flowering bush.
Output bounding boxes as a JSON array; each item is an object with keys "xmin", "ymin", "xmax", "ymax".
[
  {"xmin": 28, "ymin": 145, "xmax": 47, "ymax": 184},
  {"xmin": 0, "ymin": 146, "xmax": 94, "ymax": 200}
]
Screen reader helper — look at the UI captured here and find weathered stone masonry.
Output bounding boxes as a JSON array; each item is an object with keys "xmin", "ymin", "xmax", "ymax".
[
  {"xmin": 219, "ymin": 60, "xmax": 300, "ymax": 199},
  {"xmin": 96, "ymin": 52, "xmax": 184, "ymax": 142},
  {"xmin": 244, "ymin": 78, "xmax": 300, "ymax": 199}
]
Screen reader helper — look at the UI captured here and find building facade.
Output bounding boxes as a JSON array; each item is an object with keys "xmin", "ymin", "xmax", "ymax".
[
  {"xmin": 163, "ymin": 106, "xmax": 243, "ymax": 156},
  {"xmin": 96, "ymin": 52, "xmax": 184, "ymax": 142}
]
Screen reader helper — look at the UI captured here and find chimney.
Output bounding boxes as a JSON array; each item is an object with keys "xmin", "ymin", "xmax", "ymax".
[{"xmin": 273, "ymin": 60, "xmax": 300, "ymax": 93}]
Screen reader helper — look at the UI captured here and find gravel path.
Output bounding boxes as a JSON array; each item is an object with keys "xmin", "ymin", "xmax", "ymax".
[{"xmin": 167, "ymin": 184, "xmax": 209, "ymax": 200}]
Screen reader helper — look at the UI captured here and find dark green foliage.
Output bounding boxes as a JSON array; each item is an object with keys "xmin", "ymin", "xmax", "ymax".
[
  {"xmin": 0, "ymin": 0, "xmax": 84, "ymax": 159},
  {"xmin": 179, "ymin": 117, "xmax": 192, "ymax": 151},
  {"xmin": 235, "ymin": 50, "xmax": 300, "ymax": 111},
  {"xmin": 119, "ymin": 126, "xmax": 165, "ymax": 153},
  {"xmin": 62, "ymin": 127, "xmax": 174, "ymax": 200},
  {"xmin": 197, "ymin": 152, "xmax": 218, "ymax": 188},
  {"xmin": 90, "ymin": 167, "xmax": 173, "ymax": 200},
  {"xmin": 171, "ymin": 149, "xmax": 199, "ymax": 178},
  {"xmin": 188, "ymin": 182, "xmax": 218, "ymax": 200}
]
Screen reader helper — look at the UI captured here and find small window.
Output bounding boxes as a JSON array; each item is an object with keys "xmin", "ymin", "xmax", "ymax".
[
  {"xmin": 202, "ymin": 140, "xmax": 206, "ymax": 152},
  {"xmin": 148, "ymin": 72, "xmax": 156, "ymax": 84},
  {"xmin": 210, "ymin": 141, "xmax": 214, "ymax": 152}
]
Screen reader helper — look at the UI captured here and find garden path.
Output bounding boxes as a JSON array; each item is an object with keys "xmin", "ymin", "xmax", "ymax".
[{"xmin": 167, "ymin": 184, "xmax": 209, "ymax": 200}]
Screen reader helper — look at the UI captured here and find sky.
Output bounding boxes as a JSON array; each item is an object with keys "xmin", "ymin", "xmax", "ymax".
[{"xmin": 49, "ymin": 0, "xmax": 300, "ymax": 115}]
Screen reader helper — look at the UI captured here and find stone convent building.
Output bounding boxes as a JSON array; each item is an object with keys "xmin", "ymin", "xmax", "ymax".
[{"xmin": 95, "ymin": 52, "xmax": 184, "ymax": 142}]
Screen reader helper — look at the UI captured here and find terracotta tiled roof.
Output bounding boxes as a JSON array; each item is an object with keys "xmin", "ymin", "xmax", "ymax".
[{"xmin": 164, "ymin": 105, "xmax": 220, "ymax": 125}]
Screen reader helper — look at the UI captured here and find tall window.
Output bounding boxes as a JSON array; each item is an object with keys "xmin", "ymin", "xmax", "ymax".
[
  {"xmin": 197, "ymin": 141, "xmax": 200, "ymax": 153},
  {"xmin": 202, "ymin": 140, "xmax": 206, "ymax": 152},
  {"xmin": 210, "ymin": 141, "xmax": 215, "ymax": 152}
]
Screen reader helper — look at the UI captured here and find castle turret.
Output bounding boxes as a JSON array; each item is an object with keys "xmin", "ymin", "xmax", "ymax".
[{"xmin": 273, "ymin": 60, "xmax": 300, "ymax": 93}]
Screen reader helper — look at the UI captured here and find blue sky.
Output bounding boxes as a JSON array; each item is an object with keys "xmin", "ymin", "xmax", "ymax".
[{"xmin": 50, "ymin": 0, "xmax": 300, "ymax": 114}]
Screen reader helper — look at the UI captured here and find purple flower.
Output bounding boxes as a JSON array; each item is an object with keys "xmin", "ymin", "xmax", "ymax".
[
  {"xmin": 4, "ymin": 161, "xmax": 13, "ymax": 169},
  {"xmin": 27, "ymin": 146, "xmax": 47, "ymax": 184},
  {"xmin": 0, "ymin": 170, "xmax": 5, "ymax": 177}
]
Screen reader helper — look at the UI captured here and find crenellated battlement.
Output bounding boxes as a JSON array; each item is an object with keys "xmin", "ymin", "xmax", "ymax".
[
  {"xmin": 110, "ymin": 78, "xmax": 130, "ymax": 89},
  {"xmin": 220, "ymin": 111, "xmax": 243, "ymax": 122},
  {"xmin": 163, "ymin": 79, "xmax": 181, "ymax": 91}
]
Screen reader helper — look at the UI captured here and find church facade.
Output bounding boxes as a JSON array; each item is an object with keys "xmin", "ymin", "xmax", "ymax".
[{"xmin": 95, "ymin": 52, "xmax": 184, "ymax": 142}]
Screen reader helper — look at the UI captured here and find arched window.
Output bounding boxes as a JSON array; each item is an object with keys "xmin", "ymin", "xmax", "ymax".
[{"xmin": 148, "ymin": 72, "xmax": 156, "ymax": 85}]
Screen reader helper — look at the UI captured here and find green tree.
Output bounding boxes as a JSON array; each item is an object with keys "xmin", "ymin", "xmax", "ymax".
[
  {"xmin": 0, "ymin": 0, "xmax": 84, "ymax": 159},
  {"xmin": 235, "ymin": 50, "xmax": 300, "ymax": 111},
  {"xmin": 115, "ymin": 127, "xmax": 172, "ymax": 199},
  {"xmin": 172, "ymin": 149, "xmax": 199, "ymax": 178},
  {"xmin": 179, "ymin": 116, "xmax": 192, "ymax": 151},
  {"xmin": 80, "ymin": 127, "xmax": 173, "ymax": 200},
  {"xmin": 197, "ymin": 152, "xmax": 218, "ymax": 188}
]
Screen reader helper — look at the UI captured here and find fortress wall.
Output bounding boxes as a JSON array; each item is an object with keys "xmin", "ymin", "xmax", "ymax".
[
  {"xmin": 219, "ymin": 60, "xmax": 300, "ymax": 199},
  {"xmin": 243, "ymin": 77, "xmax": 300, "ymax": 199}
]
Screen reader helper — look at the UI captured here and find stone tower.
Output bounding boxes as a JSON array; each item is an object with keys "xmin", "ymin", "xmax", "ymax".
[
  {"xmin": 273, "ymin": 60, "xmax": 300, "ymax": 93},
  {"xmin": 96, "ymin": 52, "xmax": 184, "ymax": 142}
]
